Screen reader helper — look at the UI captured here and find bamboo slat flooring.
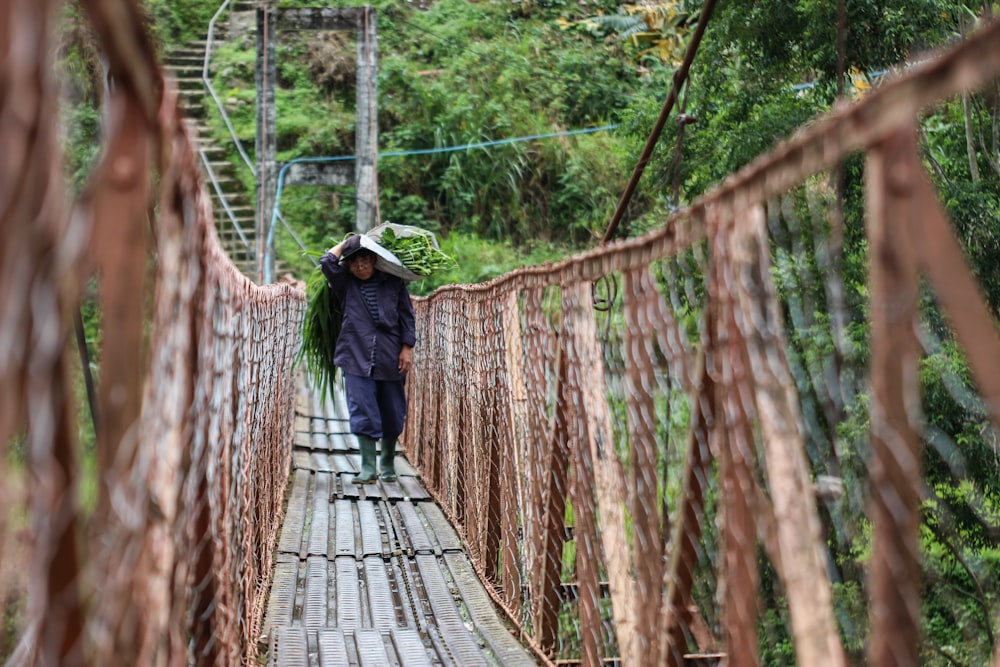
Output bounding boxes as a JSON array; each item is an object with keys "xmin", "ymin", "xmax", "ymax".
[{"xmin": 262, "ymin": 377, "xmax": 538, "ymax": 667}]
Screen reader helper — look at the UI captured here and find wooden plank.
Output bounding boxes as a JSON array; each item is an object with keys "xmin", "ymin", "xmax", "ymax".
[
  {"xmin": 269, "ymin": 627, "xmax": 308, "ymax": 667},
  {"xmin": 333, "ymin": 499, "xmax": 356, "ymax": 558},
  {"xmin": 311, "ymin": 416, "xmax": 327, "ymax": 449},
  {"xmin": 364, "ymin": 556, "xmax": 398, "ymax": 629},
  {"xmin": 311, "ymin": 452, "xmax": 334, "ymax": 473},
  {"xmin": 307, "ymin": 473, "xmax": 331, "ymax": 557},
  {"xmin": 331, "ymin": 453, "xmax": 355, "ymax": 474},
  {"xmin": 397, "ymin": 501, "xmax": 434, "ymax": 554},
  {"xmin": 425, "ymin": 625, "xmax": 460, "ymax": 667},
  {"xmin": 380, "ymin": 477, "xmax": 408, "ymax": 501},
  {"xmin": 390, "ymin": 628, "xmax": 435, "ymax": 667},
  {"xmin": 261, "ymin": 555, "xmax": 299, "ymax": 640},
  {"xmin": 380, "ymin": 503, "xmax": 404, "ymax": 556},
  {"xmin": 354, "ymin": 628, "xmax": 392, "ymax": 667},
  {"xmin": 318, "ymin": 629, "xmax": 350, "ymax": 667},
  {"xmin": 327, "ymin": 471, "xmax": 344, "ymax": 500},
  {"xmin": 303, "ymin": 556, "xmax": 329, "ymax": 629},
  {"xmin": 420, "ymin": 502, "xmax": 463, "ymax": 553},
  {"xmin": 414, "ymin": 554, "xmax": 491, "ymax": 666},
  {"xmin": 394, "ymin": 456, "xmax": 418, "ymax": 477},
  {"xmin": 358, "ymin": 500, "xmax": 384, "ymax": 557},
  {"xmin": 278, "ymin": 469, "xmax": 310, "ymax": 555},
  {"xmin": 444, "ymin": 552, "xmax": 537, "ymax": 666},
  {"xmin": 336, "ymin": 556, "xmax": 362, "ymax": 629},
  {"xmin": 388, "ymin": 556, "xmax": 423, "ymax": 631},
  {"xmin": 389, "ymin": 504, "xmax": 414, "ymax": 557},
  {"xmin": 398, "ymin": 475, "xmax": 431, "ymax": 500},
  {"xmin": 293, "ymin": 450, "xmax": 314, "ymax": 471}
]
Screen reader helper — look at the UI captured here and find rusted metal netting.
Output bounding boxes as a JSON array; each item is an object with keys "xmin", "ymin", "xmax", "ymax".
[
  {"xmin": 1, "ymin": 0, "xmax": 304, "ymax": 665},
  {"xmin": 403, "ymin": 19, "xmax": 1000, "ymax": 667}
]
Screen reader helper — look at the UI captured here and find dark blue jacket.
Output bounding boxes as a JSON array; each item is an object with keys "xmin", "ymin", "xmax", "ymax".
[{"xmin": 320, "ymin": 251, "xmax": 416, "ymax": 380}]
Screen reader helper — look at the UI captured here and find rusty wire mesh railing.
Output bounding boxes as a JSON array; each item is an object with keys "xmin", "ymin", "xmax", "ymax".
[
  {"xmin": 1, "ymin": 1, "xmax": 304, "ymax": 665},
  {"xmin": 402, "ymin": 19, "xmax": 1000, "ymax": 667}
]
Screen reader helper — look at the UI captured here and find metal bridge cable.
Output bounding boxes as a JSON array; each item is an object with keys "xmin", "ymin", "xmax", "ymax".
[
  {"xmin": 600, "ymin": 0, "xmax": 718, "ymax": 244},
  {"xmin": 266, "ymin": 125, "xmax": 618, "ymax": 265}
]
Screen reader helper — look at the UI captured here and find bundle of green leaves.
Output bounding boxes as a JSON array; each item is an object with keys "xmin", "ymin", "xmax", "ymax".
[
  {"xmin": 298, "ymin": 263, "xmax": 342, "ymax": 403},
  {"xmin": 377, "ymin": 227, "xmax": 457, "ymax": 277}
]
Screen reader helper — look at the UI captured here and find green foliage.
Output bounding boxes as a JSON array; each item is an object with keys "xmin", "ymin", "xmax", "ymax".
[
  {"xmin": 297, "ymin": 261, "xmax": 343, "ymax": 404},
  {"xmin": 404, "ymin": 232, "xmax": 574, "ymax": 296},
  {"xmin": 565, "ymin": 1, "xmax": 697, "ymax": 67},
  {"xmin": 376, "ymin": 227, "xmax": 457, "ymax": 277},
  {"xmin": 64, "ymin": 105, "xmax": 102, "ymax": 195},
  {"xmin": 712, "ymin": 0, "xmax": 954, "ymax": 84},
  {"xmin": 144, "ymin": 0, "xmax": 218, "ymax": 44},
  {"xmin": 923, "ymin": 101, "xmax": 1000, "ymax": 308}
]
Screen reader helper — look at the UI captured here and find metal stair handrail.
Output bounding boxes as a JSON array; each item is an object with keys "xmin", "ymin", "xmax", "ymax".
[
  {"xmin": 199, "ymin": 149, "xmax": 251, "ymax": 251},
  {"xmin": 204, "ymin": 0, "xmax": 257, "ymax": 178},
  {"xmin": 204, "ymin": 0, "xmax": 314, "ymax": 282}
]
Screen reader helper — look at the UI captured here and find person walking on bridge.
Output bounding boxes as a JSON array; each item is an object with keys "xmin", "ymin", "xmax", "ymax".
[{"xmin": 321, "ymin": 235, "xmax": 416, "ymax": 483}]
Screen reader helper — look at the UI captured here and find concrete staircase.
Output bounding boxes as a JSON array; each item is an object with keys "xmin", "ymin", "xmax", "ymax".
[{"xmin": 164, "ymin": 34, "xmax": 259, "ymax": 279}]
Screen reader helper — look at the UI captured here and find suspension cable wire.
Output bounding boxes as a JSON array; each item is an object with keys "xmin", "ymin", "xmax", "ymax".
[
  {"xmin": 203, "ymin": 0, "xmax": 256, "ymax": 178},
  {"xmin": 600, "ymin": 0, "xmax": 719, "ymax": 244},
  {"xmin": 267, "ymin": 124, "xmax": 619, "ymax": 255}
]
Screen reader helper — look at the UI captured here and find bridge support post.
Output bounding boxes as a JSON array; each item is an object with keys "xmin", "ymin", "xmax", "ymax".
[
  {"xmin": 256, "ymin": 6, "xmax": 276, "ymax": 284},
  {"xmin": 255, "ymin": 6, "xmax": 379, "ymax": 283}
]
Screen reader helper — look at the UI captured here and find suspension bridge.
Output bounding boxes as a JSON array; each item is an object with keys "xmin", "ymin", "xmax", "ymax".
[{"xmin": 4, "ymin": 2, "xmax": 1000, "ymax": 666}]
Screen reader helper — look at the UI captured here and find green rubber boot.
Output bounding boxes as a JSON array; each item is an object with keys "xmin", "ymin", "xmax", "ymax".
[
  {"xmin": 355, "ymin": 435, "xmax": 378, "ymax": 484},
  {"xmin": 379, "ymin": 438, "xmax": 398, "ymax": 482}
]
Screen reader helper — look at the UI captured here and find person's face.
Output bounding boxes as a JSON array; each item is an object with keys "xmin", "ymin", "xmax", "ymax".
[{"xmin": 348, "ymin": 253, "xmax": 376, "ymax": 280}]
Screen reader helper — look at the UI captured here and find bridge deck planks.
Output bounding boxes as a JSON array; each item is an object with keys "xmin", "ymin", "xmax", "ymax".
[{"xmin": 266, "ymin": 378, "xmax": 537, "ymax": 667}]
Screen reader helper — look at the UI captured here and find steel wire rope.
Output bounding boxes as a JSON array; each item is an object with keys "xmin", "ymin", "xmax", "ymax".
[
  {"xmin": 266, "ymin": 124, "xmax": 618, "ymax": 280},
  {"xmin": 203, "ymin": 0, "xmax": 256, "ymax": 178},
  {"xmin": 601, "ymin": 0, "xmax": 719, "ymax": 244}
]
